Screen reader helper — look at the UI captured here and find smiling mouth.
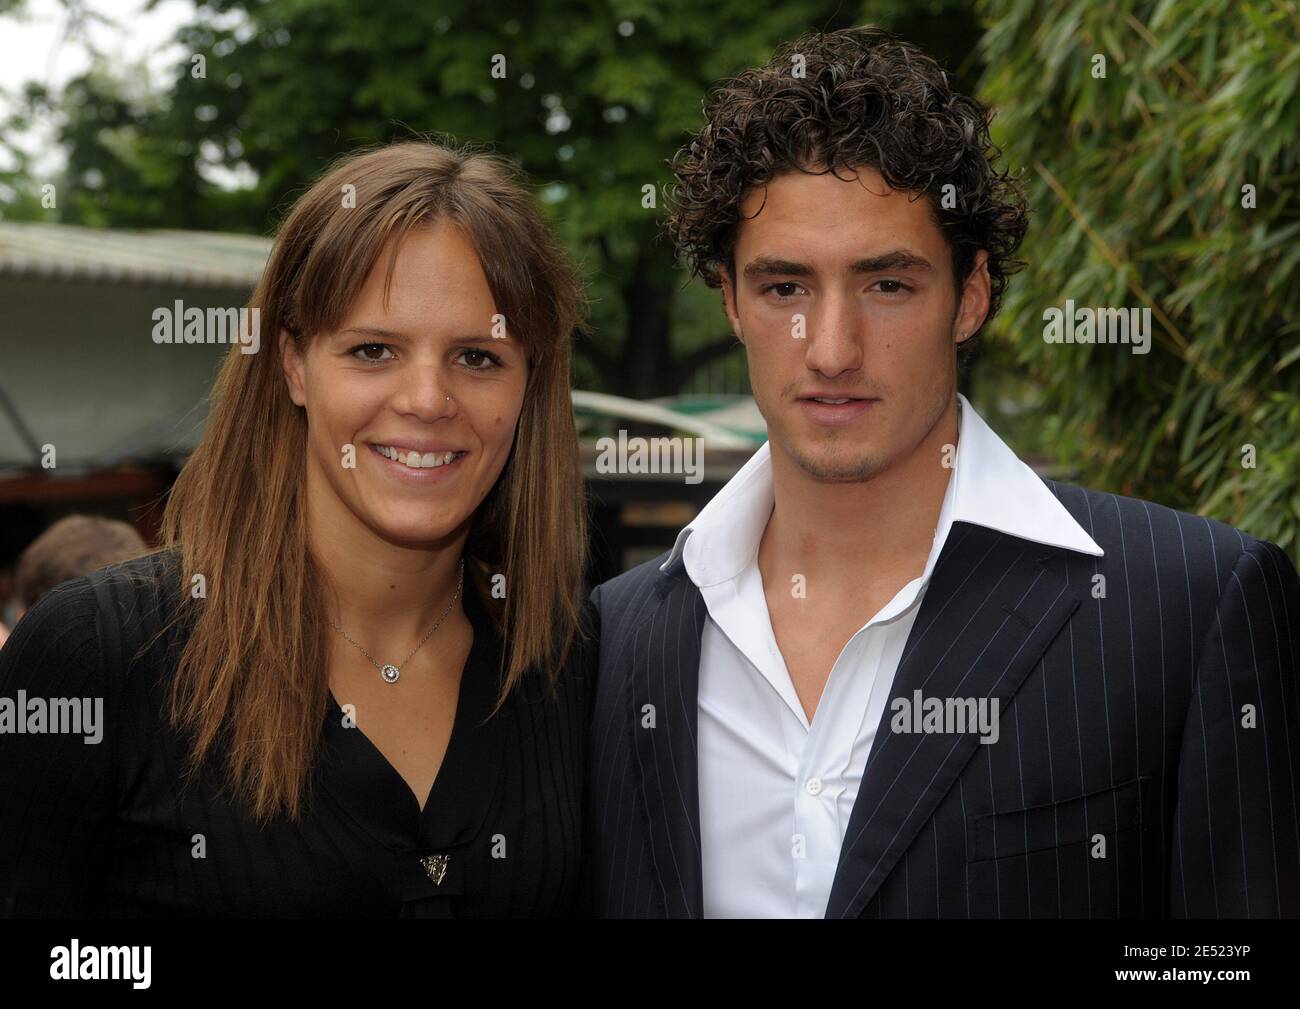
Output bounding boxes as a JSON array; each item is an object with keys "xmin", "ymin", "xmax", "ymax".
[{"xmin": 370, "ymin": 444, "xmax": 468, "ymax": 470}]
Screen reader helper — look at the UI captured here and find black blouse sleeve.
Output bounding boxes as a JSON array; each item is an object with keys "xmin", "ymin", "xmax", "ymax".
[{"xmin": 0, "ymin": 576, "xmax": 119, "ymax": 916}]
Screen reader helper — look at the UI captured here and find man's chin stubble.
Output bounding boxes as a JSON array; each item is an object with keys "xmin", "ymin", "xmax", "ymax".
[{"xmin": 787, "ymin": 444, "xmax": 889, "ymax": 483}]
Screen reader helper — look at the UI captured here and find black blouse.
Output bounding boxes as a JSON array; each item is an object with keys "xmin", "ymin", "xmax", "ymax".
[{"xmin": 0, "ymin": 551, "xmax": 590, "ymax": 917}]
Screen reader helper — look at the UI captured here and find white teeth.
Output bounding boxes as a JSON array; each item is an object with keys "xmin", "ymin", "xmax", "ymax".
[
  {"xmin": 813, "ymin": 398, "xmax": 851, "ymax": 404},
  {"xmin": 375, "ymin": 446, "xmax": 458, "ymax": 469}
]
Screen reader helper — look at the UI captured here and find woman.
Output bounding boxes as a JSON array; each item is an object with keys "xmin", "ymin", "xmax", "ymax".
[{"xmin": 0, "ymin": 140, "xmax": 591, "ymax": 916}]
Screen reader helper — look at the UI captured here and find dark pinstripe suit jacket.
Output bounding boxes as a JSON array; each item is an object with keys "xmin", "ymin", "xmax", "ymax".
[{"xmin": 582, "ymin": 480, "xmax": 1300, "ymax": 918}]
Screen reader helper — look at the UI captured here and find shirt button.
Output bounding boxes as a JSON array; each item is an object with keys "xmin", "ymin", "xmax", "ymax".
[{"xmin": 804, "ymin": 777, "xmax": 823, "ymax": 796}]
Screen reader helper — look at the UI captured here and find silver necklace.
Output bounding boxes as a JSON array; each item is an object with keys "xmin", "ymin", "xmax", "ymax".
[{"xmin": 328, "ymin": 558, "xmax": 464, "ymax": 684}]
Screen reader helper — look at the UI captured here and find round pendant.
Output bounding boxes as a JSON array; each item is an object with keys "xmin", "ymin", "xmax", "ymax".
[{"xmin": 380, "ymin": 664, "xmax": 400, "ymax": 684}]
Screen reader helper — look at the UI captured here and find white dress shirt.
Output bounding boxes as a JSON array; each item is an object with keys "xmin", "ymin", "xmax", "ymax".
[{"xmin": 661, "ymin": 393, "xmax": 1105, "ymax": 918}]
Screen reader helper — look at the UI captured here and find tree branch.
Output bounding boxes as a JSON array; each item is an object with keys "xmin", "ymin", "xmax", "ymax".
[
  {"xmin": 673, "ymin": 334, "xmax": 743, "ymax": 381},
  {"xmin": 574, "ymin": 327, "xmax": 619, "ymax": 376}
]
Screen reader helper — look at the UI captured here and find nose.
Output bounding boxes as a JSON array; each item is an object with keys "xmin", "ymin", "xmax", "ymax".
[
  {"xmin": 802, "ymin": 287, "xmax": 864, "ymax": 379},
  {"xmin": 391, "ymin": 360, "xmax": 457, "ymax": 423}
]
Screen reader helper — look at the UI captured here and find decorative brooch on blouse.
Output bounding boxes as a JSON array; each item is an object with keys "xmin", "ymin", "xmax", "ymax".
[{"xmin": 420, "ymin": 853, "xmax": 450, "ymax": 886}]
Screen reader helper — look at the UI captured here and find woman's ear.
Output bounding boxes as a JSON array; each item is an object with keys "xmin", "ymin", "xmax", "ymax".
[{"xmin": 279, "ymin": 330, "xmax": 307, "ymax": 407}]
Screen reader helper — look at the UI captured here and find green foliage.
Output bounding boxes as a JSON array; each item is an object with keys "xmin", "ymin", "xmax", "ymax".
[
  {"xmin": 1, "ymin": 0, "xmax": 983, "ymax": 399},
  {"xmin": 978, "ymin": 0, "xmax": 1300, "ymax": 555}
]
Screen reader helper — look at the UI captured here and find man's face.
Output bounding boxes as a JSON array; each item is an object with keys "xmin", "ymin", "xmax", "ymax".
[{"xmin": 721, "ymin": 166, "xmax": 989, "ymax": 483}]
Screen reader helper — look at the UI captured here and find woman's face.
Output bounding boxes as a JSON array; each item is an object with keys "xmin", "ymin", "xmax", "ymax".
[{"xmin": 281, "ymin": 219, "xmax": 528, "ymax": 548}]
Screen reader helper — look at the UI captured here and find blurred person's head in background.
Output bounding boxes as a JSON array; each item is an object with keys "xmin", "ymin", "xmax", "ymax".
[{"xmin": 14, "ymin": 514, "xmax": 146, "ymax": 617}]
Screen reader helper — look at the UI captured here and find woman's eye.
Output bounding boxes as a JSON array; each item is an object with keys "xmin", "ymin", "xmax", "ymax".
[
  {"xmin": 762, "ymin": 282, "xmax": 805, "ymax": 301},
  {"xmin": 457, "ymin": 348, "xmax": 503, "ymax": 370},
  {"xmin": 348, "ymin": 342, "xmax": 394, "ymax": 363}
]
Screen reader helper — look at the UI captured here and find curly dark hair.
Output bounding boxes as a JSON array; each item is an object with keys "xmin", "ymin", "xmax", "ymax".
[{"xmin": 666, "ymin": 25, "xmax": 1028, "ymax": 361}]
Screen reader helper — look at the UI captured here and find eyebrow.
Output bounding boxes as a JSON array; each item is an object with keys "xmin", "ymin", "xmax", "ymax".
[
  {"xmin": 741, "ymin": 250, "xmax": 936, "ymax": 279},
  {"xmin": 340, "ymin": 326, "xmax": 406, "ymax": 341},
  {"xmin": 339, "ymin": 326, "xmax": 506, "ymax": 344}
]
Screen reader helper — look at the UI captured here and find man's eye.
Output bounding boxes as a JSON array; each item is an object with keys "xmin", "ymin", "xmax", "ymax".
[
  {"xmin": 458, "ymin": 348, "xmax": 503, "ymax": 370},
  {"xmin": 873, "ymin": 279, "xmax": 913, "ymax": 295},
  {"xmin": 348, "ymin": 343, "xmax": 394, "ymax": 363},
  {"xmin": 762, "ymin": 282, "xmax": 805, "ymax": 300}
]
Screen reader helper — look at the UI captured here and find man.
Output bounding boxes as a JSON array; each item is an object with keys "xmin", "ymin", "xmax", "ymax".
[
  {"xmin": 584, "ymin": 26, "xmax": 1300, "ymax": 918},
  {"xmin": 0, "ymin": 513, "xmax": 145, "ymax": 652},
  {"xmin": 12, "ymin": 514, "xmax": 145, "ymax": 621}
]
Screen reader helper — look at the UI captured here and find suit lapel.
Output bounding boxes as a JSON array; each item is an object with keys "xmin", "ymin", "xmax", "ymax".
[
  {"xmin": 628, "ymin": 562, "xmax": 709, "ymax": 918},
  {"xmin": 824, "ymin": 523, "xmax": 1082, "ymax": 919}
]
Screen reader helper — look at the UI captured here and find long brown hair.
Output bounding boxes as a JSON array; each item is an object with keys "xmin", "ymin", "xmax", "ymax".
[{"xmin": 156, "ymin": 139, "xmax": 588, "ymax": 822}]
